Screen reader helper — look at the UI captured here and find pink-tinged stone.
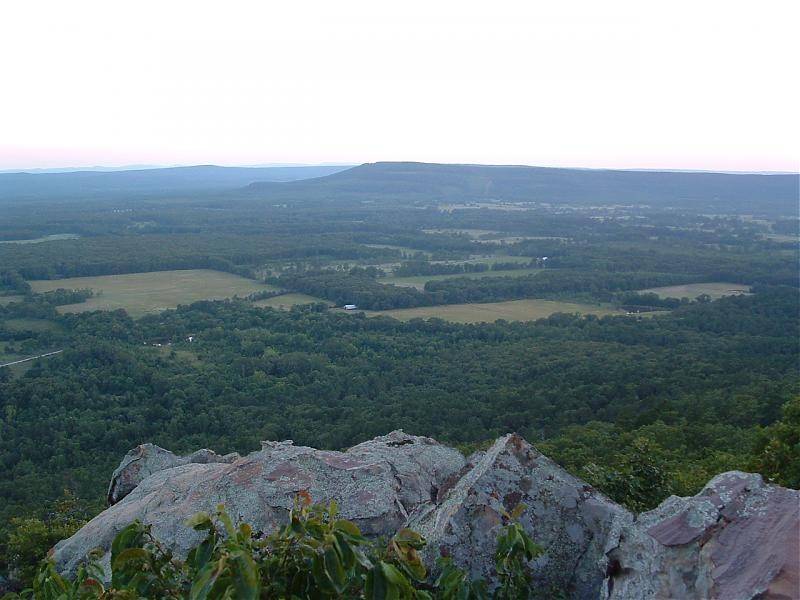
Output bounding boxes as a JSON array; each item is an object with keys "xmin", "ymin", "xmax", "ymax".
[
  {"xmin": 53, "ymin": 431, "xmax": 465, "ymax": 578},
  {"xmin": 608, "ymin": 471, "xmax": 800, "ymax": 600},
  {"xmin": 646, "ymin": 510, "xmax": 707, "ymax": 546},
  {"xmin": 54, "ymin": 434, "xmax": 799, "ymax": 600}
]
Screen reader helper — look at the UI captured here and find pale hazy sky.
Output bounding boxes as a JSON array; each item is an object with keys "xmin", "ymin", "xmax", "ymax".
[{"xmin": 1, "ymin": 0, "xmax": 798, "ymax": 171}]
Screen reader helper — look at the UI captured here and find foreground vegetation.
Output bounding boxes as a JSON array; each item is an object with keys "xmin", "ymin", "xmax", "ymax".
[{"xmin": 8, "ymin": 499, "xmax": 541, "ymax": 599}]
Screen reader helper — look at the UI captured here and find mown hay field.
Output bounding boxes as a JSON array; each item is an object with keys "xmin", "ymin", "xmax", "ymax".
[
  {"xmin": 252, "ymin": 293, "xmax": 332, "ymax": 310},
  {"xmin": 30, "ymin": 270, "xmax": 277, "ymax": 317},
  {"xmin": 362, "ymin": 298, "xmax": 623, "ymax": 323},
  {"xmin": 640, "ymin": 282, "xmax": 751, "ymax": 300},
  {"xmin": 382, "ymin": 268, "xmax": 542, "ymax": 290}
]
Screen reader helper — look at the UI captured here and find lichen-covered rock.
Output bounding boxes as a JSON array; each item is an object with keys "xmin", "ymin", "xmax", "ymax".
[
  {"xmin": 606, "ymin": 471, "xmax": 800, "ymax": 600},
  {"xmin": 53, "ymin": 431, "xmax": 465, "ymax": 577},
  {"xmin": 408, "ymin": 434, "xmax": 631, "ymax": 598},
  {"xmin": 53, "ymin": 433, "xmax": 800, "ymax": 599},
  {"xmin": 107, "ymin": 443, "xmax": 239, "ymax": 504}
]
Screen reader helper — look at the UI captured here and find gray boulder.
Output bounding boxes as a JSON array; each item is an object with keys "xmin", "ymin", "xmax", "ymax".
[
  {"xmin": 606, "ymin": 471, "xmax": 800, "ymax": 600},
  {"xmin": 53, "ymin": 433, "xmax": 800, "ymax": 599},
  {"xmin": 408, "ymin": 434, "xmax": 631, "ymax": 598},
  {"xmin": 53, "ymin": 431, "xmax": 466, "ymax": 577},
  {"xmin": 107, "ymin": 443, "xmax": 239, "ymax": 504}
]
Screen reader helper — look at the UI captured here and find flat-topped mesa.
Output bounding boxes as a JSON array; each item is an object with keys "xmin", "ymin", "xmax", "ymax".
[{"xmin": 53, "ymin": 432, "xmax": 799, "ymax": 599}]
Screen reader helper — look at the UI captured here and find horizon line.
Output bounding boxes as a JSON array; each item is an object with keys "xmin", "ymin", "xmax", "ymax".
[{"xmin": 1, "ymin": 161, "xmax": 798, "ymax": 176}]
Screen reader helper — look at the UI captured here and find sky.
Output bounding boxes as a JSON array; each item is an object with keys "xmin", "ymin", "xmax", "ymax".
[{"xmin": 1, "ymin": 0, "xmax": 798, "ymax": 172}]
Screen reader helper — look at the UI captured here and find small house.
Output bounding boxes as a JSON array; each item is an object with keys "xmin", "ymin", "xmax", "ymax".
[{"xmin": 344, "ymin": 304, "xmax": 358, "ymax": 310}]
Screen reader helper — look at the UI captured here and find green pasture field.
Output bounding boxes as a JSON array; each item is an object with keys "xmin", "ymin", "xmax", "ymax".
[
  {"xmin": 0, "ymin": 233, "xmax": 80, "ymax": 244},
  {"xmin": 421, "ymin": 228, "xmax": 500, "ymax": 238},
  {"xmin": 363, "ymin": 244, "xmax": 432, "ymax": 257},
  {"xmin": 382, "ymin": 268, "xmax": 542, "ymax": 290},
  {"xmin": 360, "ymin": 298, "xmax": 623, "ymax": 323},
  {"xmin": 455, "ymin": 255, "xmax": 534, "ymax": 265},
  {"xmin": 0, "ymin": 343, "xmax": 22, "ymax": 363},
  {"xmin": 3, "ymin": 318, "xmax": 63, "ymax": 332},
  {"xmin": 29, "ymin": 270, "xmax": 277, "ymax": 317},
  {"xmin": 640, "ymin": 282, "xmax": 751, "ymax": 300}
]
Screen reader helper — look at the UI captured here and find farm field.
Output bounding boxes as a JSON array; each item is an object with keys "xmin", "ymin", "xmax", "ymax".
[
  {"xmin": 0, "ymin": 233, "xmax": 80, "ymax": 244},
  {"xmin": 29, "ymin": 270, "xmax": 277, "ymax": 317},
  {"xmin": 363, "ymin": 244, "xmax": 432, "ymax": 257},
  {"xmin": 762, "ymin": 233, "xmax": 798, "ymax": 243},
  {"xmin": 640, "ymin": 282, "xmax": 751, "ymax": 300},
  {"xmin": 253, "ymin": 293, "xmax": 332, "ymax": 310},
  {"xmin": 4, "ymin": 318, "xmax": 63, "ymax": 332},
  {"xmin": 361, "ymin": 298, "xmax": 623, "ymax": 323},
  {"xmin": 382, "ymin": 268, "xmax": 542, "ymax": 290},
  {"xmin": 422, "ymin": 228, "xmax": 500, "ymax": 238},
  {"xmin": 0, "ymin": 343, "xmax": 22, "ymax": 363},
  {"xmin": 456, "ymin": 255, "xmax": 533, "ymax": 265}
]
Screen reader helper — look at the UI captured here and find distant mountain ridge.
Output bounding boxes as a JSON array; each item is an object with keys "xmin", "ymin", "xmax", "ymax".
[
  {"xmin": 0, "ymin": 164, "xmax": 352, "ymax": 202},
  {"xmin": 244, "ymin": 161, "xmax": 800, "ymax": 215},
  {"xmin": 2, "ymin": 161, "xmax": 797, "ymax": 215},
  {"xmin": 0, "ymin": 162, "xmax": 355, "ymax": 174}
]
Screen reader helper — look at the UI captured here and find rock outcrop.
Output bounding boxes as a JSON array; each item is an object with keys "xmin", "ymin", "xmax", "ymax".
[
  {"xmin": 53, "ymin": 432, "xmax": 800, "ymax": 599},
  {"xmin": 408, "ymin": 434, "xmax": 630, "ymax": 598},
  {"xmin": 607, "ymin": 471, "xmax": 800, "ymax": 600},
  {"xmin": 54, "ymin": 431, "xmax": 465, "ymax": 577},
  {"xmin": 107, "ymin": 444, "xmax": 240, "ymax": 504}
]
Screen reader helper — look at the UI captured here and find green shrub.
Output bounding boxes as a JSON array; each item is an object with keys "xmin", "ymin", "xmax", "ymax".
[{"xmin": 7, "ymin": 495, "xmax": 544, "ymax": 599}]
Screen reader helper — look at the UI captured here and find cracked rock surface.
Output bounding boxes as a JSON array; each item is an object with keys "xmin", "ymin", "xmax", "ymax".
[
  {"xmin": 107, "ymin": 444, "xmax": 240, "ymax": 505},
  {"xmin": 53, "ymin": 431, "xmax": 465, "ymax": 578},
  {"xmin": 53, "ymin": 433, "xmax": 799, "ymax": 599},
  {"xmin": 606, "ymin": 471, "xmax": 800, "ymax": 600},
  {"xmin": 408, "ymin": 434, "xmax": 630, "ymax": 598}
]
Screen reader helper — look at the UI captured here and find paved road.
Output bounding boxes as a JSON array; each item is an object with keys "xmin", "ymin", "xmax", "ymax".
[{"xmin": 0, "ymin": 349, "xmax": 63, "ymax": 368}]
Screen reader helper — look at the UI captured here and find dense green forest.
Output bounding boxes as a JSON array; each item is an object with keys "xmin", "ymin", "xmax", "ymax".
[
  {"xmin": 0, "ymin": 162, "xmax": 798, "ymax": 590},
  {"xmin": 1, "ymin": 287, "xmax": 797, "ymax": 521}
]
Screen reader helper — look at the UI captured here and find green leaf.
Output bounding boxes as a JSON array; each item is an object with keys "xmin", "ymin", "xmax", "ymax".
[
  {"xmin": 186, "ymin": 511, "xmax": 214, "ymax": 531},
  {"xmin": 188, "ymin": 535, "xmax": 216, "ymax": 572},
  {"xmin": 189, "ymin": 559, "xmax": 225, "ymax": 600},
  {"xmin": 230, "ymin": 549, "xmax": 260, "ymax": 599},
  {"xmin": 216, "ymin": 506, "xmax": 236, "ymax": 537},
  {"xmin": 393, "ymin": 528, "xmax": 425, "ymax": 548},
  {"xmin": 111, "ymin": 547, "xmax": 149, "ymax": 571},
  {"xmin": 333, "ymin": 532, "xmax": 355, "ymax": 570},
  {"xmin": 333, "ymin": 519, "xmax": 361, "ymax": 537},
  {"xmin": 110, "ymin": 522, "xmax": 144, "ymax": 559},
  {"xmin": 380, "ymin": 562, "xmax": 405, "ymax": 586},
  {"xmin": 324, "ymin": 546, "xmax": 347, "ymax": 592},
  {"xmin": 311, "ymin": 554, "xmax": 336, "ymax": 593}
]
